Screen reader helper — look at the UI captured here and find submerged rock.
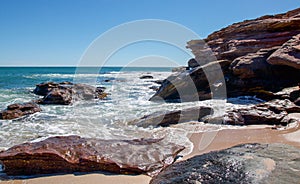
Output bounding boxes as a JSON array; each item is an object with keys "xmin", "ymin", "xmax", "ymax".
[
  {"xmin": 129, "ymin": 106, "xmax": 212, "ymax": 128},
  {"xmin": 0, "ymin": 102, "xmax": 41, "ymax": 120},
  {"xmin": 150, "ymin": 143, "xmax": 300, "ymax": 184},
  {"xmin": 0, "ymin": 135, "xmax": 184, "ymax": 176},
  {"xmin": 34, "ymin": 82, "xmax": 108, "ymax": 105},
  {"xmin": 139, "ymin": 75, "xmax": 154, "ymax": 79}
]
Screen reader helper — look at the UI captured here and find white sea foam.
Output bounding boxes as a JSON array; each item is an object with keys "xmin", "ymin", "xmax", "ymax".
[{"xmin": 0, "ymin": 71, "xmax": 254, "ymax": 156}]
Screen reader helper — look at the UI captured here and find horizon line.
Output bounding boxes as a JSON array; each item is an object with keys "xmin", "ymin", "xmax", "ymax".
[{"xmin": 0, "ymin": 65, "xmax": 177, "ymax": 68}]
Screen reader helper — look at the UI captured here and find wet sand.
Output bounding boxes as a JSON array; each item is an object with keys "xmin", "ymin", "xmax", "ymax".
[{"xmin": 1, "ymin": 117, "xmax": 299, "ymax": 184}]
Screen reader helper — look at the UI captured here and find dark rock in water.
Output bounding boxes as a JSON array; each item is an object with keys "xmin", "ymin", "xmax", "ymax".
[
  {"xmin": 39, "ymin": 88, "xmax": 72, "ymax": 105},
  {"xmin": 139, "ymin": 75, "xmax": 154, "ymax": 79},
  {"xmin": 34, "ymin": 82, "xmax": 108, "ymax": 105},
  {"xmin": 0, "ymin": 102, "xmax": 41, "ymax": 120},
  {"xmin": 149, "ymin": 86, "xmax": 159, "ymax": 91},
  {"xmin": 129, "ymin": 107, "xmax": 212, "ymax": 128},
  {"xmin": 267, "ymin": 33, "xmax": 300, "ymax": 69},
  {"xmin": 0, "ymin": 135, "xmax": 185, "ymax": 176},
  {"xmin": 150, "ymin": 143, "xmax": 300, "ymax": 184},
  {"xmin": 171, "ymin": 66, "xmax": 188, "ymax": 73},
  {"xmin": 33, "ymin": 81, "xmax": 73, "ymax": 96},
  {"xmin": 205, "ymin": 99, "xmax": 300, "ymax": 125},
  {"xmin": 153, "ymin": 80, "xmax": 163, "ymax": 85},
  {"xmin": 150, "ymin": 60, "xmax": 231, "ymax": 102}
]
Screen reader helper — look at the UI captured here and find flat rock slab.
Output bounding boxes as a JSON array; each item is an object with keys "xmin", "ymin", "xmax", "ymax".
[
  {"xmin": 0, "ymin": 136, "xmax": 184, "ymax": 176},
  {"xmin": 0, "ymin": 102, "xmax": 41, "ymax": 120},
  {"xmin": 150, "ymin": 143, "xmax": 300, "ymax": 184}
]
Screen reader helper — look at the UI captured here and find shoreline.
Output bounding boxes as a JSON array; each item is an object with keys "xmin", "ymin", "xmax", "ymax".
[{"xmin": 1, "ymin": 120, "xmax": 299, "ymax": 184}]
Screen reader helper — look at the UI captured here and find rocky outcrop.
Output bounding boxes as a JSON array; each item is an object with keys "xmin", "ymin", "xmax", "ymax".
[
  {"xmin": 267, "ymin": 33, "xmax": 300, "ymax": 69},
  {"xmin": 0, "ymin": 135, "xmax": 184, "ymax": 176},
  {"xmin": 150, "ymin": 143, "xmax": 300, "ymax": 184},
  {"xmin": 204, "ymin": 99, "xmax": 300, "ymax": 125},
  {"xmin": 34, "ymin": 82, "xmax": 108, "ymax": 105},
  {"xmin": 150, "ymin": 60, "xmax": 231, "ymax": 102},
  {"xmin": 151, "ymin": 8, "xmax": 300, "ymax": 102},
  {"xmin": 129, "ymin": 106, "xmax": 212, "ymax": 128},
  {"xmin": 0, "ymin": 102, "xmax": 41, "ymax": 120},
  {"xmin": 188, "ymin": 8, "xmax": 300, "ymax": 61}
]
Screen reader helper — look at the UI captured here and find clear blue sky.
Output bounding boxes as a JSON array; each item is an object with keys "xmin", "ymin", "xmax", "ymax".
[{"xmin": 0, "ymin": 0, "xmax": 299, "ymax": 66}]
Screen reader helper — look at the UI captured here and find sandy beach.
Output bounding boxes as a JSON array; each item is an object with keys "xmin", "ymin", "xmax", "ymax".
[{"xmin": 1, "ymin": 116, "xmax": 299, "ymax": 184}]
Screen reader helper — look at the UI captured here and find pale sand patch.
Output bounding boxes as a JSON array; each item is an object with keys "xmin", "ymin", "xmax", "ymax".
[{"xmin": 1, "ymin": 120, "xmax": 299, "ymax": 184}]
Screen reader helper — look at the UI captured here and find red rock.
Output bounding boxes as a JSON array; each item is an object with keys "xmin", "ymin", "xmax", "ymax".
[
  {"xmin": 267, "ymin": 34, "xmax": 300, "ymax": 69},
  {"xmin": 0, "ymin": 102, "xmax": 41, "ymax": 120},
  {"xmin": 34, "ymin": 82, "xmax": 108, "ymax": 105},
  {"xmin": 0, "ymin": 136, "xmax": 184, "ymax": 176},
  {"xmin": 187, "ymin": 8, "xmax": 300, "ymax": 62}
]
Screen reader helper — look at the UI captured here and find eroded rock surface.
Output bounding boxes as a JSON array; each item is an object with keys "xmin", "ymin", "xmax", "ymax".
[
  {"xmin": 151, "ymin": 8, "xmax": 300, "ymax": 102},
  {"xmin": 130, "ymin": 106, "xmax": 212, "ymax": 128},
  {"xmin": 0, "ymin": 136, "xmax": 185, "ymax": 176},
  {"xmin": 150, "ymin": 143, "xmax": 300, "ymax": 184},
  {"xmin": 34, "ymin": 82, "xmax": 108, "ymax": 105},
  {"xmin": 205, "ymin": 99, "xmax": 300, "ymax": 125},
  {"xmin": 0, "ymin": 102, "xmax": 41, "ymax": 120},
  {"xmin": 267, "ymin": 33, "xmax": 300, "ymax": 69}
]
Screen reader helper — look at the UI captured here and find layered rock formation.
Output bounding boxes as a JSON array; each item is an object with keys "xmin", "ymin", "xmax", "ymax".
[
  {"xmin": 0, "ymin": 102, "xmax": 41, "ymax": 120},
  {"xmin": 0, "ymin": 136, "xmax": 184, "ymax": 176},
  {"xmin": 34, "ymin": 82, "xmax": 108, "ymax": 105},
  {"xmin": 150, "ymin": 143, "xmax": 300, "ymax": 184},
  {"xmin": 205, "ymin": 99, "xmax": 300, "ymax": 125},
  {"xmin": 129, "ymin": 106, "xmax": 212, "ymax": 128},
  {"xmin": 150, "ymin": 8, "xmax": 300, "ymax": 102},
  {"xmin": 132, "ymin": 98, "xmax": 299, "ymax": 127}
]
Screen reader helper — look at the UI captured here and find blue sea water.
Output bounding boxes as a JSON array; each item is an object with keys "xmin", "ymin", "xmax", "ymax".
[{"xmin": 0, "ymin": 66, "xmax": 251, "ymax": 155}]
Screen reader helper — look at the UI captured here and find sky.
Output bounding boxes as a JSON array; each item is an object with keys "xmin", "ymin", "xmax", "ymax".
[{"xmin": 0, "ymin": 0, "xmax": 299, "ymax": 67}]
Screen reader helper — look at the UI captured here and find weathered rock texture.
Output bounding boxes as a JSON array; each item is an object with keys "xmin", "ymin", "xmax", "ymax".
[
  {"xmin": 0, "ymin": 102, "xmax": 41, "ymax": 120},
  {"xmin": 129, "ymin": 106, "xmax": 212, "ymax": 128},
  {"xmin": 34, "ymin": 82, "xmax": 108, "ymax": 105},
  {"xmin": 0, "ymin": 136, "xmax": 184, "ymax": 176},
  {"xmin": 150, "ymin": 143, "xmax": 300, "ymax": 184},
  {"xmin": 133, "ymin": 98, "xmax": 299, "ymax": 128},
  {"xmin": 205, "ymin": 99, "xmax": 300, "ymax": 126},
  {"xmin": 151, "ymin": 8, "xmax": 300, "ymax": 102},
  {"xmin": 267, "ymin": 33, "xmax": 300, "ymax": 69}
]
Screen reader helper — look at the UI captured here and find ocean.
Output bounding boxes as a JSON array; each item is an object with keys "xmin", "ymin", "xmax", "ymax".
[{"xmin": 0, "ymin": 67, "xmax": 258, "ymax": 155}]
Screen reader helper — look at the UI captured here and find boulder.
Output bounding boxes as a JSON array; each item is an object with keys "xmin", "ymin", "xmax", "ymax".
[
  {"xmin": 150, "ymin": 60, "xmax": 231, "ymax": 102},
  {"xmin": 0, "ymin": 135, "xmax": 185, "ymax": 176},
  {"xmin": 187, "ymin": 58, "xmax": 199, "ymax": 68},
  {"xmin": 150, "ymin": 143, "xmax": 300, "ymax": 184},
  {"xmin": 139, "ymin": 75, "xmax": 154, "ymax": 79},
  {"xmin": 0, "ymin": 102, "xmax": 41, "ymax": 120},
  {"xmin": 34, "ymin": 82, "xmax": 108, "ymax": 105},
  {"xmin": 34, "ymin": 82, "xmax": 73, "ymax": 96},
  {"xmin": 230, "ymin": 47, "xmax": 279, "ymax": 79},
  {"xmin": 267, "ymin": 33, "xmax": 300, "ymax": 69},
  {"xmin": 129, "ymin": 106, "xmax": 212, "ymax": 128}
]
